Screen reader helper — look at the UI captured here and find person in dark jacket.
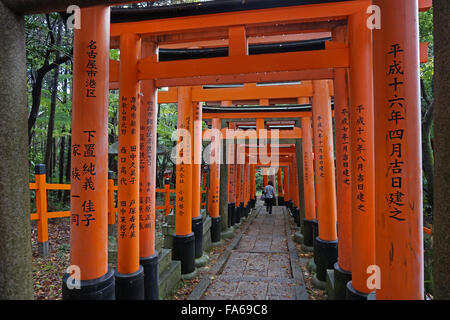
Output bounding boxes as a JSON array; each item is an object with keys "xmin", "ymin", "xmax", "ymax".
[{"xmin": 263, "ymin": 180, "xmax": 275, "ymax": 214}]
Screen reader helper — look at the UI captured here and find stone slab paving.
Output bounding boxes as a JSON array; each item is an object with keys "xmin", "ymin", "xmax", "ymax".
[{"xmin": 201, "ymin": 204, "xmax": 308, "ymax": 300}]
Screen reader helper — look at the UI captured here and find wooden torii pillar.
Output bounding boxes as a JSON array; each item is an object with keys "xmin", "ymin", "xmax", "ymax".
[
  {"xmin": 250, "ymin": 164, "xmax": 256, "ymax": 207},
  {"xmin": 276, "ymin": 167, "xmax": 284, "ymax": 205},
  {"xmin": 346, "ymin": 9, "xmax": 376, "ymax": 300},
  {"xmin": 115, "ymin": 31, "xmax": 145, "ymax": 300},
  {"xmin": 192, "ymin": 101, "xmax": 208, "ymax": 265},
  {"xmin": 209, "ymin": 118, "xmax": 222, "ymax": 244},
  {"xmin": 173, "ymin": 87, "xmax": 196, "ymax": 277},
  {"xmin": 62, "ymin": 6, "xmax": 116, "ymax": 300},
  {"xmin": 373, "ymin": 0, "xmax": 424, "ymax": 300},
  {"xmin": 301, "ymin": 116, "xmax": 317, "ymax": 248},
  {"xmin": 138, "ymin": 40, "xmax": 159, "ymax": 300},
  {"xmin": 332, "ymin": 26, "xmax": 353, "ymax": 300},
  {"xmin": 311, "ymin": 80, "xmax": 338, "ymax": 286}
]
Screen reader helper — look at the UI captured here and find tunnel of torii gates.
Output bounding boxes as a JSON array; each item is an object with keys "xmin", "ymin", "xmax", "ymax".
[{"xmin": 13, "ymin": 0, "xmax": 426, "ymax": 300}]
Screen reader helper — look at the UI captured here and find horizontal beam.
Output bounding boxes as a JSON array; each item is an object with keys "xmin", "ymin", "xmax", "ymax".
[
  {"xmin": 109, "ymin": 58, "xmax": 336, "ymax": 87},
  {"xmin": 203, "ymin": 127, "xmax": 302, "ymax": 140},
  {"xmin": 110, "ymin": 1, "xmax": 366, "ymax": 37},
  {"xmin": 157, "ymin": 83, "xmax": 320, "ymax": 103},
  {"xmin": 155, "ymin": 69, "xmax": 334, "ymax": 88},
  {"xmin": 2, "ymin": 0, "xmax": 142, "ymax": 15},
  {"xmin": 138, "ymin": 47, "xmax": 348, "ymax": 80},
  {"xmin": 203, "ymin": 111, "xmax": 312, "ymax": 119},
  {"xmin": 110, "ymin": 21, "xmax": 345, "ymax": 49}
]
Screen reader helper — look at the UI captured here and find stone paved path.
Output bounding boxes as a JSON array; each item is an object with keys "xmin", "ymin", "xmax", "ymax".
[{"xmin": 201, "ymin": 204, "xmax": 308, "ymax": 300}]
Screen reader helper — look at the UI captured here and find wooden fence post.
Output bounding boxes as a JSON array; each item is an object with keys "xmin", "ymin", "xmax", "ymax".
[{"xmin": 35, "ymin": 164, "xmax": 48, "ymax": 257}]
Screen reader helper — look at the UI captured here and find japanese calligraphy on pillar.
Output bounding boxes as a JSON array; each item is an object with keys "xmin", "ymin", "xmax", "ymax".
[
  {"xmin": 71, "ymin": 130, "xmax": 97, "ymax": 227},
  {"xmin": 340, "ymin": 106, "xmax": 351, "ymax": 185},
  {"xmin": 139, "ymin": 99, "xmax": 155, "ymax": 231},
  {"xmin": 385, "ymin": 44, "xmax": 406, "ymax": 222},
  {"xmin": 354, "ymin": 103, "xmax": 367, "ymax": 213},
  {"xmin": 118, "ymin": 94, "xmax": 139, "ymax": 239},
  {"xmin": 86, "ymin": 41, "xmax": 97, "ymax": 98},
  {"xmin": 316, "ymin": 116, "xmax": 325, "ymax": 178},
  {"xmin": 177, "ymin": 113, "xmax": 191, "ymax": 217}
]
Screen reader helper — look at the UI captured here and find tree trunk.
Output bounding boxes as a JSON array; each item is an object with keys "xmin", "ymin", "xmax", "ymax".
[
  {"xmin": 433, "ymin": 0, "xmax": 450, "ymax": 300},
  {"xmin": 58, "ymin": 135, "xmax": 65, "ymax": 199},
  {"xmin": 422, "ymin": 97, "xmax": 434, "ymax": 223},
  {"xmin": 45, "ymin": 64, "xmax": 60, "ymax": 180},
  {"xmin": 0, "ymin": 3, "xmax": 33, "ymax": 299}
]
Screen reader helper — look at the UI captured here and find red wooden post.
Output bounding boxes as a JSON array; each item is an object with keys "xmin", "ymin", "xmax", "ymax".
[{"xmin": 35, "ymin": 164, "xmax": 48, "ymax": 257}]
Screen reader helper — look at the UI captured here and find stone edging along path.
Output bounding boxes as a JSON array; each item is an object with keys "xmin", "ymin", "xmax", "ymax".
[{"xmin": 187, "ymin": 205, "xmax": 309, "ymax": 300}]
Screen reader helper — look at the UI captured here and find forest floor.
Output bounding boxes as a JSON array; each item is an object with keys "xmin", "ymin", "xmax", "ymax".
[{"xmin": 31, "ymin": 218, "xmax": 70, "ymax": 300}]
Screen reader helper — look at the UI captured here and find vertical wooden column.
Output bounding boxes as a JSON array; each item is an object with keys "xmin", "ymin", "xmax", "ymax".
[
  {"xmin": 249, "ymin": 164, "xmax": 256, "ymax": 207},
  {"xmin": 332, "ymin": 25, "xmax": 353, "ymax": 299},
  {"xmin": 292, "ymin": 152, "xmax": 301, "ymax": 226},
  {"xmin": 173, "ymin": 87, "xmax": 196, "ymax": 275},
  {"xmin": 347, "ymin": 9, "xmax": 376, "ymax": 300},
  {"xmin": 116, "ymin": 32, "xmax": 144, "ymax": 300},
  {"xmin": 63, "ymin": 6, "xmax": 114, "ymax": 300},
  {"xmin": 192, "ymin": 101, "xmax": 204, "ymax": 260},
  {"xmin": 276, "ymin": 167, "xmax": 284, "ymax": 205},
  {"xmin": 373, "ymin": 0, "xmax": 424, "ymax": 300},
  {"xmin": 139, "ymin": 40, "xmax": 158, "ymax": 300},
  {"xmin": 333, "ymin": 65, "xmax": 353, "ymax": 298},
  {"xmin": 301, "ymin": 116, "xmax": 317, "ymax": 247},
  {"xmin": 244, "ymin": 162, "xmax": 250, "ymax": 216},
  {"xmin": 263, "ymin": 169, "xmax": 268, "ymax": 187},
  {"xmin": 227, "ymin": 121, "xmax": 237, "ymax": 227},
  {"xmin": 235, "ymin": 162, "xmax": 243, "ymax": 224},
  {"xmin": 311, "ymin": 80, "xmax": 338, "ymax": 284},
  {"xmin": 210, "ymin": 118, "xmax": 222, "ymax": 243},
  {"xmin": 287, "ymin": 161, "xmax": 294, "ymax": 211},
  {"xmin": 282, "ymin": 166, "xmax": 289, "ymax": 208}
]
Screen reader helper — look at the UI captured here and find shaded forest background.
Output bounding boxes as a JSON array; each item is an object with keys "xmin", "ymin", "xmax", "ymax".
[{"xmin": 25, "ymin": 1, "xmax": 435, "ymax": 295}]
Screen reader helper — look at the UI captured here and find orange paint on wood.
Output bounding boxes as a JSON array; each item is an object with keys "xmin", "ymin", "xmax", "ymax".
[
  {"xmin": 209, "ymin": 118, "xmax": 221, "ymax": 218},
  {"xmin": 117, "ymin": 32, "xmax": 141, "ymax": 275},
  {"xmin": 301, "ymin": 117, "xmax": 316, "ymax": 221},
  {"xmin": 175, "ymin": 87, "xmax": 193, "ymax": 235},
  {"xmin": 139, "ymin": 40, "xmax": 158, "ymax": 258},
  {"xmin": 348, "ymin": 10, "xmax": 376, "ymax": 294},
  {"xmin": 312, "ymin": 80, "xmax": 337, "ymax": 242},
  {"xmin": 70, "ymin": 6, "xmax": 110, "ymax": 280},
  {"xmin": 373, "ymin": 0, "xmax": 424, "ymax": 299}
]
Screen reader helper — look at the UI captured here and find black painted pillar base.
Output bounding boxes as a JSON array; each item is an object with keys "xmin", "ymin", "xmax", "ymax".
[
  {"xmin": 227, "ymin": 203, "xmax": 232, "ymax": 228},
  {"xmin": 192, "ymin": 215, "xmax": 203, "ymax": 259},
  {"xmin": 140, "ymin": 253, "xmax": 159, "ymax": 300},
  {"xmin": 250, "ymin": 198, "xmax": 256, "ymax": 208},
  {"xmin": 312, "ymin": 220, "xmax": 319, "ymax": 247},
  {"xmin": 314, "ymin": 237, "xmax": 338, "ymax": 282},
  {"xmin": 235, "ymin": 205, "xmax": 241, "ymax": 224},
  {"xmin": 115, "ymin": 266, "xmax": 145, "ymax": 300},
  {"xmin": 172, "ymin": 232, "xmax": 196, "ymax": 275},
  {"xmin": 293, "ymin": 207, "xmax": 300, "ymax": 225},
  {"xmin": 346, "ymin": 281, "xmax": 369, "ymax": 300},
  {"xmin": 277, "ymin": 196, "xmax": 284, "ymax": 206},
  {"xmin": 303, "ymin": 219, "xmax": 316, "ymax": 247},
  {"xmin": 245, "ymin": 201, "xmax": 250, "ymax": 217},
  {"xmin": 239, "ymin": 202, "xmax": 244, "ymax": 220},
  {"xmin": 229, "ymin": 203, "xmax": 236, "ymax": 226},
  {"xmin": 211, "ymin": 216, "xmax": 221, "ymax": 243},
  {"xmin": 333, "ymin": 262, "xmax": 352, "ymax": 301},
  {"xmin": 288, "ymin": 200, "xmax": 293, "ymax": 211},
  {"xmin": 62, "ymin": 266, "xmax": 115, "ymax": 300}
]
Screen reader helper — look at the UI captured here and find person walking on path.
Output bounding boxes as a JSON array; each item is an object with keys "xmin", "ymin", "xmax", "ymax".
[{"xmin": 263, "ymin": 180, "xmax": 276, "ymax": 214}]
